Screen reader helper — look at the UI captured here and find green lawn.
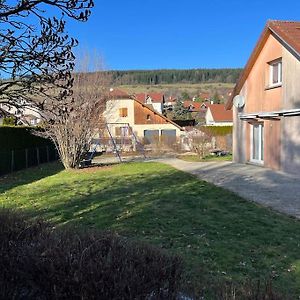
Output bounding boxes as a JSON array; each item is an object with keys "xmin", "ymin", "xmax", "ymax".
[{"xmin": 1, "ymin": 162, "xmax": 300, "ymax": 297}]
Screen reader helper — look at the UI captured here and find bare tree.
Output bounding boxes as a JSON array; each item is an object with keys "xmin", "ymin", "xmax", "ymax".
[
  {"xmin": 0, "ymin": 0, "xmax": 94, "ymax": 113},
  {"xmin": 188, "ymin": 127, "xmax": 213, "ymax": 158},
  {"xmin": 43, "ymin": 52, "xmax": 111, "ymax": 169}
]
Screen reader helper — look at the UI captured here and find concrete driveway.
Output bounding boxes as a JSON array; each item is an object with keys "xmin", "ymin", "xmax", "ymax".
[{"xmin": 156, "ymin": 158, "xmax": 300, "ymax": 219}]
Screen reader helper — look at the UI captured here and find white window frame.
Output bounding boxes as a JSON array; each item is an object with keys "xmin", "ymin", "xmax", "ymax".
[
  {"xmin": 250, "ymin": 123, "xmax": 264, "ymax": 165},
  {"xmin": 269, "ymin": 59, "xmax": 282, "ymax": 87}
]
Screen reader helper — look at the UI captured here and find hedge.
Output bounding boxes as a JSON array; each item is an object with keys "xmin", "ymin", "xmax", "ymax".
[
  {"xmin": 0, "ymin": 126, "xmax": 52, "ymax": 151},
  {"xmin": 0, "ymin": 126, "xmax": 57, "ymax": 175},
  {"xmin": 199, "ymin": 125, "xmax": 233, "ymax": 136},
  {"xmin": 2, "ymin": 117, "xmax": 16, "ymax": 126}
]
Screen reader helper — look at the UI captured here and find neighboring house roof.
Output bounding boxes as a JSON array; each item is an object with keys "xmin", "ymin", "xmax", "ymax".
[
  {"xmin": 133, "ymin": 97, "xmax": 184, "ymax": 131},
  {"xmin": 226, "ymin": 19, "xmax": 300, "ymax": 109},
  {"xmin": 108, "ymin": 88, "xmax": 131, "ymax": 99},
  {"xmin": 135, "ymin": 93, "xmax": 147, "ymax": 103},
  {"xmin": 135, "ymin": 92, "xmax": 164, "ymax": 103},
  {"xmin": 198, "ymin": 92, "xmax": 210, "ymax": 100},
  {"xmin": 183, "ymin": 101, "xmax": 207, "ymax": 112},
  {"xmin": 148, "ymin": 92, "xmax": 165, "ymax": 103},
  {"xmin": 207, "ymin": 104, "xmax": 233, "ymax": 122},
  {"xmin": 167, "ymin": 96, "xmax": 177, "ymax": 103}
]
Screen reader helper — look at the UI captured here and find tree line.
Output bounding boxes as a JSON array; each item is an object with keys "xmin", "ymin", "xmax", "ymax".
[{"xmin": 107, "ymin": 69, "xmax": 242, "ymax": 85}]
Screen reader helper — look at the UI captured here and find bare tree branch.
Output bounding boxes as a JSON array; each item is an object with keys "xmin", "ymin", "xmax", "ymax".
[
  {"xmin": 41, "ymin": 52, "xmax": 112, "ymax": 169},
  {"xmin": 0, "ymin": 0, "xmax": 94, "ymax": 111}
]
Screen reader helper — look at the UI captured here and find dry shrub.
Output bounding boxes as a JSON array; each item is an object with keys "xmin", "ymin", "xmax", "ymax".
[
  {"xmin": 0, "ymin": 210, "xmax": 182, "ymax": 300},
  {"xmin": 0, "ymin": 210, "xmax": 287, "ymax": 300},
  {"xmin": 213, "ymin": 279, "xmax": 287, "ymax": 300}
]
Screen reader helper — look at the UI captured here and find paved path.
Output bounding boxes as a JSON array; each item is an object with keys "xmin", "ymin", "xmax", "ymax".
[{"xmin": 156, "ymin": 158, "xmax": 300, "ymax": 219}]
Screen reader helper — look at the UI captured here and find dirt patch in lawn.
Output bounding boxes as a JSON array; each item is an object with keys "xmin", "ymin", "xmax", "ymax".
[{"xmin": 75, "ymin": 165, "xmax": 115, "ymax": 173}]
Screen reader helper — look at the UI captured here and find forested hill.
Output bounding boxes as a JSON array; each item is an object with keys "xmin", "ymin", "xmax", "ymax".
[{"xmin": 107, "ymin": 69, "xmax": 242, "ymax": 85}]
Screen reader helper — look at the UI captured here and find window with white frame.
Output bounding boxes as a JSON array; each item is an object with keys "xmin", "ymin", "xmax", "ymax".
[{"xmin": 269, "ymin": 59, "xmax": 282, "ymax": 87}]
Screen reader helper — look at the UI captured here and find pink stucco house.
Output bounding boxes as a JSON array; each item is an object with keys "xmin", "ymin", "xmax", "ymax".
[{"xmin": 226, "ymin": 20, "xmax": 300, "ymax": 174}]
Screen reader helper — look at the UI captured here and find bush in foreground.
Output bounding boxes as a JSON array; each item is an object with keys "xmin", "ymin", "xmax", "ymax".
[
  {"xmin": 0, "ymin": 210, "xmax": 182, "ymax": 299},
  {"xmin": 0, "ymin": 209, "xmax": 288, "ymax": 299}
]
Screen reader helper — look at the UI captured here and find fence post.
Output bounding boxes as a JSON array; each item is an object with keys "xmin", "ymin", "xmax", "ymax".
[
  {"xmin": 46, "ymin": 146, "xmax": 50, "ymax": 162},
  {"xmin": 25, "ymin": 148, "xmax": 28, "ymax": 169},
  {"xmin": 36, "ymin": 147, "xmax": 40, "ymax": 165},
  {"xmin": 11, "ymin": 150, "xmax": 14, "ymax": 173}
]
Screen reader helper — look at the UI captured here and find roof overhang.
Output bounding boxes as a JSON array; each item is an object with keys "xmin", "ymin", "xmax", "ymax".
[
  {"xmin": 226, "ymin": 20, "xmax": 300, "ymax": 111},
  {"xmin": 269, "ymin": 28, "xmax": 300, "ymax": 62},
  {"xmin": 238, "ymin": 108, "xmax": 300, "ymax": 120}
]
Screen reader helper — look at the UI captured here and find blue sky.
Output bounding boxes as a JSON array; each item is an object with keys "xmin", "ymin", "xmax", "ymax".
[{"xmin": 67, "ymin": 0, "xmax": 300, "ymax": 70}]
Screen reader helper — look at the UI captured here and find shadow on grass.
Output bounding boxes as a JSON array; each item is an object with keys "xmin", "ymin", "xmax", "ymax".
[
  {"xmin": 2, "ymin": 161, "xmax": 300, "ymax": 296},
  {"xmin": 0, "ymin": 162, "xmax": 64, "ymax": 193}
]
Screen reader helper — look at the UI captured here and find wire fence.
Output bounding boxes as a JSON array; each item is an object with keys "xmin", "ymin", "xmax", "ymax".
[{"xmin": 0, "ymin": 145, "xmax": 58, "ymax": 176}]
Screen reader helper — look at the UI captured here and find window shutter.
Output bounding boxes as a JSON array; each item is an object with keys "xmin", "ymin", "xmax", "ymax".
[{"xmin": 119, "ymin": 108, "xmax": 128, "ymax": 117}]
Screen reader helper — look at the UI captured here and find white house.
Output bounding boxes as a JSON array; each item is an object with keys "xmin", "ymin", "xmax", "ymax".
[{"xmin": 205, "ymin": 104, "xmax": 233, "ymax": 126}]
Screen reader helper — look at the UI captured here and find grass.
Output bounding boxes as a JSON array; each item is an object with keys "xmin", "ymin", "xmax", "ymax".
[
  {"xmin": 178, "ymin": 154, "xmax": 232, "ymax": 162},
  {"xmin": 1, "ymin": 162, "xmax": 300, "ymax": 297}
]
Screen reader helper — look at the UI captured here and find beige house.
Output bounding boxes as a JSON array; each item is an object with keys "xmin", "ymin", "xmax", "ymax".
[
  {"xmin": 103, "ymin": 89, "xmax": 184, "ymax": 145},
  {"xmin": 226, "ymin": 20, "xmax": 300, "ymax": 174}
]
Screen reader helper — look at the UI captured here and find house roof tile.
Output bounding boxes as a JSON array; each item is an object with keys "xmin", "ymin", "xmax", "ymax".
[
  {"xmin": 183, "ymin": 101, "xmax": 207, "ymax": 112},
  {"xmin": 198, "ymin": 92, "xmax": 210, "ymax": 99},
  {"xmin": 269, "ymin": 20, "xmax": 300, "ymax": 55},
  {"xmin": 226, "ymin": 20, "xmax": 300, "ymax": 109},
  {"xmin": 133, "ymin": 98, "xmax": 184, "ymax": 130},
  {"xmin": 208, "ymin": 104, "xmax": 233, "ymax": 122},
  {"xmin": 135, "ymin": 92, "xmax": 164, "ymax": 103},
  {"xmin": 108, "ymin": 88, "xmax": 130, "ymax": 99}
]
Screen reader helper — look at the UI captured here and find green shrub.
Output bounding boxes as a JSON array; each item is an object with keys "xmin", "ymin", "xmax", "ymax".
[
  {"xmin": 199, "ymin": 125, "xmax": 233, "ymax": 136},
  {"xmin": 2, "ymin": 116, "xmax": 16, "ymax": 126}
]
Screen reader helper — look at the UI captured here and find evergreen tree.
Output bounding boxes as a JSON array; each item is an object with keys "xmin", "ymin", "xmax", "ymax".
[
  {"xmin": 104, "ymin": 69, "xmax": 242, "ymax": 85},
  {"xmin": 172, "ymin": 99, "xmax": 191, "ymax": 120},
  {"xmin": 181, "ymin": 91, "xmax": 190, "ymax": 100}
]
